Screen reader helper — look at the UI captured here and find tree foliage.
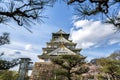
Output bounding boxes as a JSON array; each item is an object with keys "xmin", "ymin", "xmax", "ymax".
[
  {"xmin": 0, "ymin": 70, "xmax": 18, "ymax": 80},
  {"xmin": 0, "ymin": 33, "xmax": 10, "ymax": 46},
  {"xmin": 0, "ymin": 0, "xmax": 119, "ymax": 31},
  {"xmin": 0, "ymin": 59, "xmax": 19, "ymax": 70},
  {"xmin": 96, "ymin": 58, "xmax": 120, "ymax": 80},
  {"xmin": 0, "ymin": 0, "xmax": 119, "ymax": 29},
  {"xmin": 67, "ymin": 0, "xmax": 120, "ymax": 30},
  {"xmin": 0, "ymin": 0, "xmax": 55, "ymax": 29},
  {"xmin": 0, "ymin": 33, "xmax": 19, "ymax": 70},
  {"xmin": 108, "ymin": 50, "xmax": 120, "ymax": 60},
  {"xmin": 51, "ymin": 55, "xmax": 89, "ymax": 80}
]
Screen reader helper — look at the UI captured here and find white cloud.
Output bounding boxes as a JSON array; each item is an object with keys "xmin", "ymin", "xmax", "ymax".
[
  {"xmin": 1, "ymin": 49, "xmax": 39, "ymax": 62},
  {"xmin": 73, "ymin": 20, "xmax": 92, "ymax": 28},
  {"xmin": 25, "ymin": 44, "xmax": 33, "ymax": 51},
  {"xmin": 70, "ymin": 20, "xmax": 120, "ymax": 49},
  {"xmin": 108, "ymin": 39, "xmax": 120, "ymax": 45},
  {"xmin": 80, "ymin": 42, "xmax": 95, "ymax": 49}
]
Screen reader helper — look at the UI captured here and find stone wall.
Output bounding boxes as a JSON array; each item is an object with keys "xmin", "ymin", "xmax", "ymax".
[{"xmin": 30, "ymin": 62, "xmax": 56, "ymax": 80}]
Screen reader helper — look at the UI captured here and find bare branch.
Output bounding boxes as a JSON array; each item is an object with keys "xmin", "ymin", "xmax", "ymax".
[{"xmin": 0, "ymin": 0, "xmax": 53, "ymax": 28}]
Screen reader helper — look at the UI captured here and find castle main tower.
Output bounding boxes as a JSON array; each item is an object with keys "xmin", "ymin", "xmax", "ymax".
[
  {"xmin": 30, "ymin": 29, "xmax": 81, "ymax": 80},
  {"xmin": 38, "ymin": 29, "xmax": 81, "ymax": 61}
]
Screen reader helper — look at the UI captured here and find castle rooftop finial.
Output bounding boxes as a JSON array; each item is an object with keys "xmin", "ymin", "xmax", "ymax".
[{"xmin": 56, "ymin": 29, "xmax": 66, "ymax": 34}]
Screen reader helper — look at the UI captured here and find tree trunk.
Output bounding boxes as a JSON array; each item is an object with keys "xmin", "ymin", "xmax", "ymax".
[{"xmin": 67, "ymin": 70, "xmax": 72, "ymax": 80}]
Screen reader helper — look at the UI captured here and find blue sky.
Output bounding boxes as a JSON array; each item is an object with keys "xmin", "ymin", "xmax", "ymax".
[{"xmin": 0, "ymin": 1, "xmax": 120, "ymax": 63}]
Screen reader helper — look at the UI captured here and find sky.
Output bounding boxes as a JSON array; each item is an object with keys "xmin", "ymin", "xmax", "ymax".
[{"xmin": 0, "ymin": 1, "xmax": 120, "ymax": 65}]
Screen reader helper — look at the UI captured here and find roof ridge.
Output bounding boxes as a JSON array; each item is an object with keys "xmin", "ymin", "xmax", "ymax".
[{"xmin": 56, "ymin": 29, "xmax": 66, "ymax": 34}]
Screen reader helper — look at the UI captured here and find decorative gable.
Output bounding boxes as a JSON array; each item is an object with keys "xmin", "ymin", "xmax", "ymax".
[{"xmin": 48, "ymin": 44, "xmax": 76, "ymax": 55}]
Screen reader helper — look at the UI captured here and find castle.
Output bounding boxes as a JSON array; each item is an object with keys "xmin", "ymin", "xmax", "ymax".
[{"xmin": 30, "ymin": 29, "xmax": 82, "ymax": 80}]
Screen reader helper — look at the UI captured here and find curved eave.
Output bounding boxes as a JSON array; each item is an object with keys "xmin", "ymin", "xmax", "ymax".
[
  {"xmin": 42, "ymin": 48, "xmax": 56, "ymax": 50},
  {"xmin": 71, "ymin": 48, "xmax": 82, "ymax": 51},
  {"xmin": 38, "ymin": 54, "xmax": 50, "ymax": 59},
  {"xmin": 38, "ymin": 54, "xmax": 58, "ymax": 59}
]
